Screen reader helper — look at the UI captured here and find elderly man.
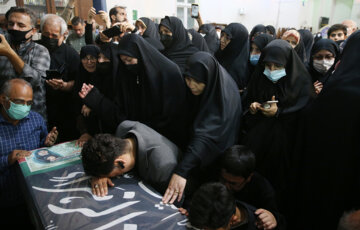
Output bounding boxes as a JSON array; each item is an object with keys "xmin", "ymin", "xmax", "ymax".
[
  {"xmin": 342, "ymin": 19, "xmax": 358, "ymax": 37},
  {"xmin": 38, "ymin": 14, "xmax": 80, "ymax": 142},
  {"xmin": 0, "ymin": 79, "xmax": 58, "ymax": 226},
  {"xmin": 0, "ymin": 7, "xmax": 50, "ymax": 120}
]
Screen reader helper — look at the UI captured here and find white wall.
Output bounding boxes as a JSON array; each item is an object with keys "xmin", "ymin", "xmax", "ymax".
[{"xmin": 104, "ymin": 0, "xmax": 358, "ymax": 33}]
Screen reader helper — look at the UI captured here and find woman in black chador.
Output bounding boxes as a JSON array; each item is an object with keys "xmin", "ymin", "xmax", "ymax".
[
  {"xmin": 162, "ymin": 51, "xmax": 242, "ymax": 205},
  {"xmin": 80, "ymin": 34, "xmax": 188, "ymax": 146},
  {"xmin": 135, "ymin": 17, "xmax": 164, "ymax": 51},
  {"xmin": 215, "ymin": 23, "xmax": 250, "ymax": 91},
  {"xmin": 187, "ymin": 28, "xmax": 210, "ymax": 53},
  {"xmin": 242, "ymin": 39, "xmax": 313, "ymax": 200},
  {"xmin": 159, "ymin": 16, "xmax": 198, "ymax": 73},
  {"xmin": 198, "ymin": 23, "xmax": 219, "ymax": 55},
  {"xmin": 308, "ymin": 39, "xmax": 339, "ymax": 94},
  {"xmin": 290, "ymin": 31, "xmax": 360, "ymax": 230}
]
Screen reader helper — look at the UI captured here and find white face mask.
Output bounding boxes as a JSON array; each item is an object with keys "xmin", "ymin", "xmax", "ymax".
[{"xmin": 313, "ymin": 59, "xmax": 335, "ymax": 74}]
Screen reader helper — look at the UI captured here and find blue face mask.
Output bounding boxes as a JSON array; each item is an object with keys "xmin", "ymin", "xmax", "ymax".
[
  {"xmin": 263, "ymin": 67, "xmax": 286, "ymax": 83},
  {"xmin": 250, "ymin": 54, "xmax": 260, "ymax": 66},
  {"xmin": 4, "ymin": 101, "xmax": 31, "ymax": 120}
]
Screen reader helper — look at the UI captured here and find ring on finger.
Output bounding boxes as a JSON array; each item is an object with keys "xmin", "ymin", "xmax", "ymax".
[{"xmin": 94, "ymin": 184, "xmax": 99, "ymax": 189}]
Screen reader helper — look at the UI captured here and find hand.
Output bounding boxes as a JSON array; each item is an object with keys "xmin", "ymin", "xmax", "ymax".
[
  {"xmin": 98, "ymin": 10, "xmax": 111, "ymax": 29},
  {"xmin": 116, "ymin": 21, "xmax": 135, "ymax": 33},
  {"xmin": 91, "ymin": 177, "xmax": 114, "ymax": 197},
  {"xmin": 258, "ymin": 96, "xmax": 278, "ymax": 117},
  {"xmin": 87, "ymin": 7, "xmax": 96, "ymax": 23},
  {"xmin": 0, "ymin": 34, "xmax": 13, "ymax": 57},
  {"xmin": 44, "ymin": 127, "xmax": 58, "ymax": 146},
  {"xmin": 99, "ymin": 31, "xmax": 112, "ymax": 42},
  {"xmin": 162, "ymin": 173, "xmax": 186, "ymax": 204},
  {"xmin": 8, "ymin": 150, "xmax": 31, "ymax": 165},
  {"xmin": 255, "ymin": 209, "xmax": 277, "ymax": 230},
  {"xmin": 81, "ymin": 104, "xmax": 91, "ymax": 117},
  {"xmin": 313, "ymin": 81, "xmax": 323, "ymax": 94},
  {"xmin": 46, "ymin": 79, "xmax": 67, "ymax": 90},
  {"xmin": 78, "ymin": 83, "xmax": 94, "ymax": 99},
  {"xmin": 178, "ymin": 208, "xmax": 189, "ymax": 216},
  {"xmin": 76, "ymin": 133, "xmax": 92, "ymax": 147},
  {"xmin": 250, "ymin": 102, "xmax": 261, "ymax": 114}
]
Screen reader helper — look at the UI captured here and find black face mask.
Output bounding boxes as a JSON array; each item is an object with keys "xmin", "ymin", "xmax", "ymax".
[
  {"xmin": 125, "ymin": 63, "xmax": 139, "ymax": 76},
  {"xmin": 160, "ymin": 34, "xmax": 173, "ymax": 49},
  {"xmin": 8, "ymin": 28, "xmax": 32, "ymax": 44},
  {"xmin": 41, "ymin": 35, "xmax": 59, "ymax": 53},
  {"xmin": 97, "ymin": 62, "xmax": 112, "ymax": 74}
]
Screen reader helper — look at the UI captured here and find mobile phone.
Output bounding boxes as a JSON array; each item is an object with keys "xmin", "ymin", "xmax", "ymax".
[
  {"xmin": 46, "ymin": 70, "xmax": 62, "ymax": 79},
  {"xmin": 261, "ymin": 100, "xmax": 278, "ymax": 109},
  {"xmin": 92, "ymin": 0, "xmax": 107, "ymax": 14},
  {"xmin": 102, "ymin": 25, "xmax": 122, "ymax": 38},
  {"xmin": 191, "ymin": 4, "xmax": 199, "ymax": 18}
]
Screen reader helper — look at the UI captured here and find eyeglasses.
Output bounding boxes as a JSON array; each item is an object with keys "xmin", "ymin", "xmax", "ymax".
[
  {"xmin": 6, "ymin": 97, "xmax": 33, "ymax": 106},
  {"xmin": 82, "ymin": 56, "xmax": 97, "ymax": 63}
]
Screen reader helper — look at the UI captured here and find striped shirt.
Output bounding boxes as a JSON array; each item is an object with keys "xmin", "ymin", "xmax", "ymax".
[
  {"xmin": 0, "ymin": 38, "xmax": 50, "ymax": 120},
  {"xmin": 0, "ymin": 111, "xmax": 48, "ymax": 207}
]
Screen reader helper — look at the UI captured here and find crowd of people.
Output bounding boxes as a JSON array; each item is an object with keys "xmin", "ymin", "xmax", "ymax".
[{"xmin": 0, "ymin": 3, "xmax": 359, "ymax": 230}]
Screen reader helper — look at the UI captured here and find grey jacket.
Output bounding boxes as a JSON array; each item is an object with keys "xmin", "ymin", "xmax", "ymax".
[{"xmin": 116, "ymin": 120, "xmax": 181, "ymax": 194}]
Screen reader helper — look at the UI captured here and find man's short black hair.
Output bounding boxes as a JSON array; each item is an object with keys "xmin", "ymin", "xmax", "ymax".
[
  {"xmin": 81, "ymin": 134, "xmax": 128, "ymax": 177},
  {"xmin": 71, "ymin": 16, "xmax": 84, "ymax": 26},
  {"xmin": 328, "ymin": 24, "xmax": 347, "ymax": 37},
  {"xmin": 189, "ymin": 182, "xmax": 236, "ymax": 229},
  {"xmin": 109, "ymin": 6, "xmax": 126, "ymax": 22},
  {"xmin": 8, "ymin": 7, "xmax": 37, "ymax": 28},
  {"xmin": 220, "ymin": 145, "xmax": 255, "ymax": 179}
]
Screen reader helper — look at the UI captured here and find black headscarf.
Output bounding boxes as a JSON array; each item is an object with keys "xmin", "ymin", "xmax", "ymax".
[
  {"xmin": 246, "ymin": 39, "xmax": 313, "ymax": 109},
  {"xmin": 265, "ymin": 25, "xmax": 276, "ymax": 38},
  {"xmin": 308, "ymin": 38, "xmax": 339, "ymax": 83},
  {"xmin": 137, "ymin": 17, "xmax": 164, "ymax": 51},
  {"xmin": 248, "ymin": 34, "xmax": 275, "ymax": 78},
  {"xmin": 187, "ymin": 29, "xmax": 210, "ymax": 53},
  {"xmin": 291, "ymin": 30, "xmax": 360, "ymax": 230},
  {"xmin": 253, "ymin": 33, "xmax": 275, "ymax": 52},
  {"xmin": 298, "ymin": 29, "xmax": 314, "ymax": 64},
  {"xmin": 249, "ymin": 24, "xmax": 267, "ymax": 41},
  {"xmin": 198, "ymin": 23, "xmax": 220, "ymax": 54},
  {"xmin": 117, "ymin": 34, "xmax": 188, "ymax": 144},
  {"xmin": 215, "ymin": 23, "xmax": 250, "ymax": 90},
  {"xmin": 175, "ymin": 51, "xmax": 242, "ymax": 178},
  {"xmin": 159, "ymin": 16, "xmax": 198, "ymax": 73},
  {"xmin": 75, "ymin": 45, "xmax": 100, "ymax": 94}
]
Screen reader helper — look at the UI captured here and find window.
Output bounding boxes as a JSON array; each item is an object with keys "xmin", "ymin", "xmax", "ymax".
[{"xmin": 176, "ymin": 0, "xmax": 197, "ymax": 29}]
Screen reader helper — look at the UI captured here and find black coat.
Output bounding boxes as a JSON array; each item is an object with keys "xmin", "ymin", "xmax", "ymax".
[{"xmin": 290, "ymin": 30, "xmax": 360, "ymax": 230}]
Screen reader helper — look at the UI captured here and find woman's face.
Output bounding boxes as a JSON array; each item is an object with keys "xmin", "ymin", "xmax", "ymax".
[
  {"xmin": 284, "ymin": 36, "xmax": 298, "ymax": 48},
  {"xmin": 220, "ymin": 32, "xmax": 231, "ymax": 50},
  {"xmin": 185, "ymin": 76, "xmax": 206, "ymax": 96},
  {"xmin": 265, "ymin": 62, "xmax": 284, "ymax": 71},
  {"xmin": 81, "ymin": 54, "xmax": 97, "ymax": 72},
  {"xmin": 313, "ymin": 50, "xmax": 334, "ymax": 62},
  {"xmin": 135, "ymin": 21, "xmax": 146, "ymax": 36},
  {"xmin": 250, "ymin": 43, "xmax": 261, "ymax": 55},
  {"xmin": 159, "ymin": 25, "xmax": 172, "ymax": 36},
  {"xmin": 98, "ymin": 53, "xmax": 110, "ymax": 63},
  {"xmin": 120, "ymin": 54, "xmax": 138, "ymax": 65}
]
